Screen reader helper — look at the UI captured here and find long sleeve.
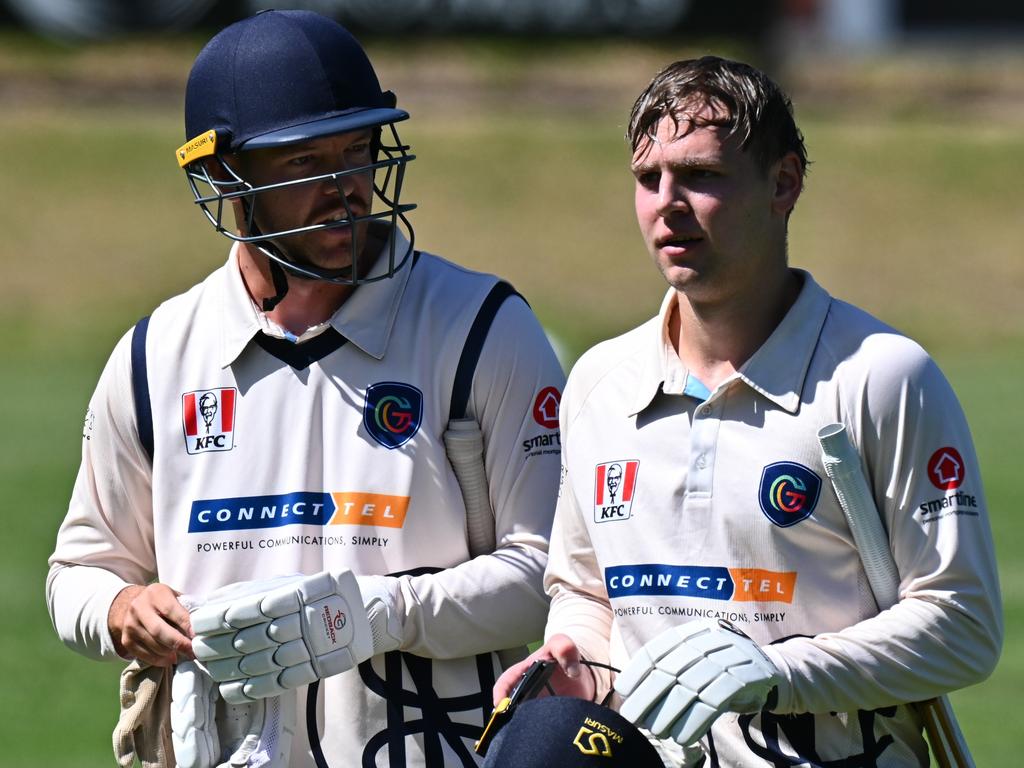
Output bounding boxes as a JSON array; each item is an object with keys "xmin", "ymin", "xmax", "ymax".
[
  {"xmin": 538, "ymin": 364, "xmax": 615, "ymax": 695},
  {"xmin": 46, "ymin": 328, "xmax": 157, "ymax": 660},
  {"xmin": 543, "ymin": 469, "xmax": 614, "ymax": 666},
  {"xmin": 765, "ymin": 341, "xmax": 1002, "ymax": 714}
]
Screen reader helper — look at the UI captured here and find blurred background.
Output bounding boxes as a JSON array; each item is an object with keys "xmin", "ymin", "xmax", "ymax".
[{"xmin": 1, "ymin": 1, "xmax": 1021, "ymax": 765}]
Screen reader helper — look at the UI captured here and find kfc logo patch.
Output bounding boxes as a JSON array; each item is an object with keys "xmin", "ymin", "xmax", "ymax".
[
  {"xmin": 532, "ymin": 386, "xmax": 561, "ymax": 429},
  {"xmin": 182, "ymin": 388, "xmax": 237, "ymax": 454},
  {"xmin": 594, "ymin": 460, "xmax": 639, "ymax": 523},
  {"xmin": 928, "ymin": 447, "xmax": 965, "ymax": 491}
]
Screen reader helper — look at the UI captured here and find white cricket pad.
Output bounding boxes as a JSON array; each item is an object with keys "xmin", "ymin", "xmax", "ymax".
[
  {"xmin": 171, "ymin": 661, "xmax": 219, "ymax": 768},
  {"xmin": 171, "ymin": 661, "xmax": 296, "ymax": 768}
]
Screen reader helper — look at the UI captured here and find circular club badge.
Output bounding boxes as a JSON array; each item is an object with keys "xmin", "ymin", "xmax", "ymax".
[{"xmin": 927, "ymin": 446, "xmax": 965, "ymax": 490}]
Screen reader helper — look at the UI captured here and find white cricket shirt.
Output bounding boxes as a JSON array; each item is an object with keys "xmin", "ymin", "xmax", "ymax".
[
  {"xmin": 48, "ymin": 232, "xmax": 566, "ymax": 767},
  {"xmin": 545, "ymin": 270, "xmax": 1001, "ymax": 767}
]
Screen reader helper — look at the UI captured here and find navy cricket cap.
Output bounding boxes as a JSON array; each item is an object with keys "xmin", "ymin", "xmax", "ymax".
[
  {"xmin": 482, "ymin": 697, "xmax": 665, "ymax": 768},
  {"xmin": 183, "ymin": 10, "xmax": 407, "ymax": 152}
]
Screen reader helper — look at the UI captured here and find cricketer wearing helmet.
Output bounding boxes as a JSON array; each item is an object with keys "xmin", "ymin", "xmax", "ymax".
[{"xmin": 46, "ymin": 11, "xmax": 565, "ymax": 768}]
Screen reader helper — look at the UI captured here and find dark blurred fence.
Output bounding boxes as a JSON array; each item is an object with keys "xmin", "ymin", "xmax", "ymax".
[
  {"xmin": 2, "ymin": 1, "xmax": 1020, "ymax": 50},
  {"xmin": 0, "ymin": 0, "xmax": 776, "ymax": 40}
]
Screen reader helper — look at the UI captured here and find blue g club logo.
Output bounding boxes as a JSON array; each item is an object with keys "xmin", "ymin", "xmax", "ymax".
[
  {"xmin": 758, "ymin": 461, "xmax": 822, "ymax": 527},
  {"xmin": 363, "ymin": 382, "xmax": 423, "ymax": 449}
]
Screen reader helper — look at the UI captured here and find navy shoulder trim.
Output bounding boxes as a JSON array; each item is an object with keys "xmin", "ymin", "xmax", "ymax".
[
  {"xmin": 449, "ymin": 281, "xmax": 524, "ymax": 421},
  {"xmin": 130, "ymin": 316, "xmax": 154, "ymax": 462}
]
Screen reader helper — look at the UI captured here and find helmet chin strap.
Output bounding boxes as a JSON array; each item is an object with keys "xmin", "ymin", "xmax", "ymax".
[
  {"xmin": 255, "ymin": 239, "xmax": 357, "ymax": 313},
  {"xmin": 238, "ymin": 196, "xmax": 292, "ymax": 312},
  {"xmin": 262, "ymin": 258, "xmax": 290, "ymax": 312},
  {"xmin": 254, "ymin": 238, "xmax": 362, "ymax": 313},
  {"xmin": 243, "ymin": 196, "xmax": 368, "ymax": 313}
]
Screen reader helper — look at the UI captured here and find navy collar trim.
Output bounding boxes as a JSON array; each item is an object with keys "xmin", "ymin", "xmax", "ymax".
[{"xmin": 253, "ymin": 328, "xmax": 347, "ymax": 370}]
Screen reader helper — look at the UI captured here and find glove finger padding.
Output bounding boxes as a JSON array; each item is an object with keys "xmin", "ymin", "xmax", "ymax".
[
  {"xmin": 170, "ymin": 660, "xmax": 297, "ymax": 768},
  {"xmin": 190, "ymin": 570, "xmax": 373, "ymax": 704},
  {"xmin": 614, "ymin": 619, "xmax": 781, "ymax": 746}
]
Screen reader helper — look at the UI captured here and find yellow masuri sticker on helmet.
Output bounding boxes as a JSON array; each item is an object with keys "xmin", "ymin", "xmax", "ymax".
[{"xmin": 176, "ymin": 130, "xmax": 218, "ymax": 168}]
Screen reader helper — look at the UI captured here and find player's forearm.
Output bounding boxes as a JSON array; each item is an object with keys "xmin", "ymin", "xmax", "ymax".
[
  {"xmin": 396, "ymin": 540, "xmax": 549, "ymax": 659},
  {"xmin": 545, "ymin": 586, "xmax": 614, "ymax": 662},
  {"xmin": 765, "ymin": 594, "xmax": 1001, "ymax": 714},
  {"xmin": 541, "ymin": 472, "xmax": 613, "ymax": 665},
  {"xmin": 46, "ymin": 562, "xmax": 132, "ymax": 661},
  {"xmin": 544, "ymin": 586, "xmax": 616, "ymax": 700}
]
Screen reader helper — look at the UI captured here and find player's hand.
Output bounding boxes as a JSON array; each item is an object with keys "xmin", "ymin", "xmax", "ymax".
[
  {"xmin": 614, "ymin": 619, "xmax": 781, "ymax": 746},
  {"xmin": 493, "ymin": 634, "xmax": 596, "ymax": 706},
  {"xmin": 108, "ymin": 583, "xmax": 194, "ymax": 667}
]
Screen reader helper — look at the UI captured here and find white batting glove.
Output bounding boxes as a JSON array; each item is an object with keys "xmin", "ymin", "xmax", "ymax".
[
  {"xmin": 614, "ymin": 619, "xmax": 781, "ymax": 746},
  {"xmin": 356, "ymin": 575, "xmax": 404, "ymax": 656},
  {"xmin": 170, "ymin": 660, "xmax": 295, "ymax": 768},
  {"xmin": 189, "ymin": 570, "xmax": 373, "ymax": 704}
]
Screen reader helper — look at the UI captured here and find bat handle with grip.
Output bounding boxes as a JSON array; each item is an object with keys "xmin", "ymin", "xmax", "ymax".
[{"xmin": 817, "ymin": 423, "xmax": 975, "ymax": 768}]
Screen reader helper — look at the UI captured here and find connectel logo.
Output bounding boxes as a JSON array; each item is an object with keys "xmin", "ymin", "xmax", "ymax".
[
  {"xmin": 605, "ymin": 564, "xmax": 796, "ymax": 603},
  {"xmin": 363, "ymin": 382, "xmax": 423, "ymax": 449},
  {"xmin": 189, "ymin": 491, "xmax": 410, "ymax": 533},
  {"xmin": 758, "ymin": 462, "xmax": 821, "ymax": 527}
]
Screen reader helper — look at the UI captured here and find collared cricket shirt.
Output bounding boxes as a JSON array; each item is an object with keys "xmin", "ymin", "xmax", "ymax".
[
  {"xmin": 545, "ymin": 271, "xmax": 1001, "ymax": 767},
  {"xmin": 48, "ymin": 232, "xmax": 566, "ymax": 767}
]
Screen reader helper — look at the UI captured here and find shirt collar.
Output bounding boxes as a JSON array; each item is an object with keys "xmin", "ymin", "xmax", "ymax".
[
  {"xmin": 628, "ymin": 288, "xmax": 689, "ymax": 415},
  {"xmin": 627, "ymin": 270, "xmax": 831, "ymax": 415},
  {"xmin": 217, "ymin": 229, "xmax": 415, "ymax": 368},
  {"xmin": 735, "ymin": 269, "xmax": 830, "ymax": 413},
  {"xmin": 328, "ymin": 229, "xmax": 414, "ymax": 360},
  {"xmin": 219, "ymin": 243, "xmax": 264, "ymax": 368}
]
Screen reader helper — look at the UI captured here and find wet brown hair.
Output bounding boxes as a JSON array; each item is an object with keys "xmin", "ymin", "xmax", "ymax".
[{"xmin": 627, "ymin": 55, "xmax": 808, "ymax": 177}]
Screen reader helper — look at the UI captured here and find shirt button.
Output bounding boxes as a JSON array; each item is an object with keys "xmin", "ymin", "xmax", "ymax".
[
  {"xmin": 696, "ymin": 454, "xmax": 707, "ymax": 469},
  {"xmin": 700, "ymin": 405, "xmax": 712, "ymax": 416}
]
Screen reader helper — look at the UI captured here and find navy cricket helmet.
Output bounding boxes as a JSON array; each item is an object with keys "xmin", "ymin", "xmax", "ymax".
[{"xmin": 176, "ymin": 10, "xmax": 416, "ymax": 305}]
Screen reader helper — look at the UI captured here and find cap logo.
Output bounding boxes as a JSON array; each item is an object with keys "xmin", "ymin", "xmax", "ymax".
[
  {"xmin": 176, "ymin": 130, "xmax": 218, "ymax": 168},
  {"xmin": 573, "ymin": 727, "xmax": 613, "ymax": 757}
]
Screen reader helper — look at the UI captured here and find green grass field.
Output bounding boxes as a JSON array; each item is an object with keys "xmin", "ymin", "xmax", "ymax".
[{"xmin": 1, "ymin": 35, "xmax": 1021, "ymax": 767}]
